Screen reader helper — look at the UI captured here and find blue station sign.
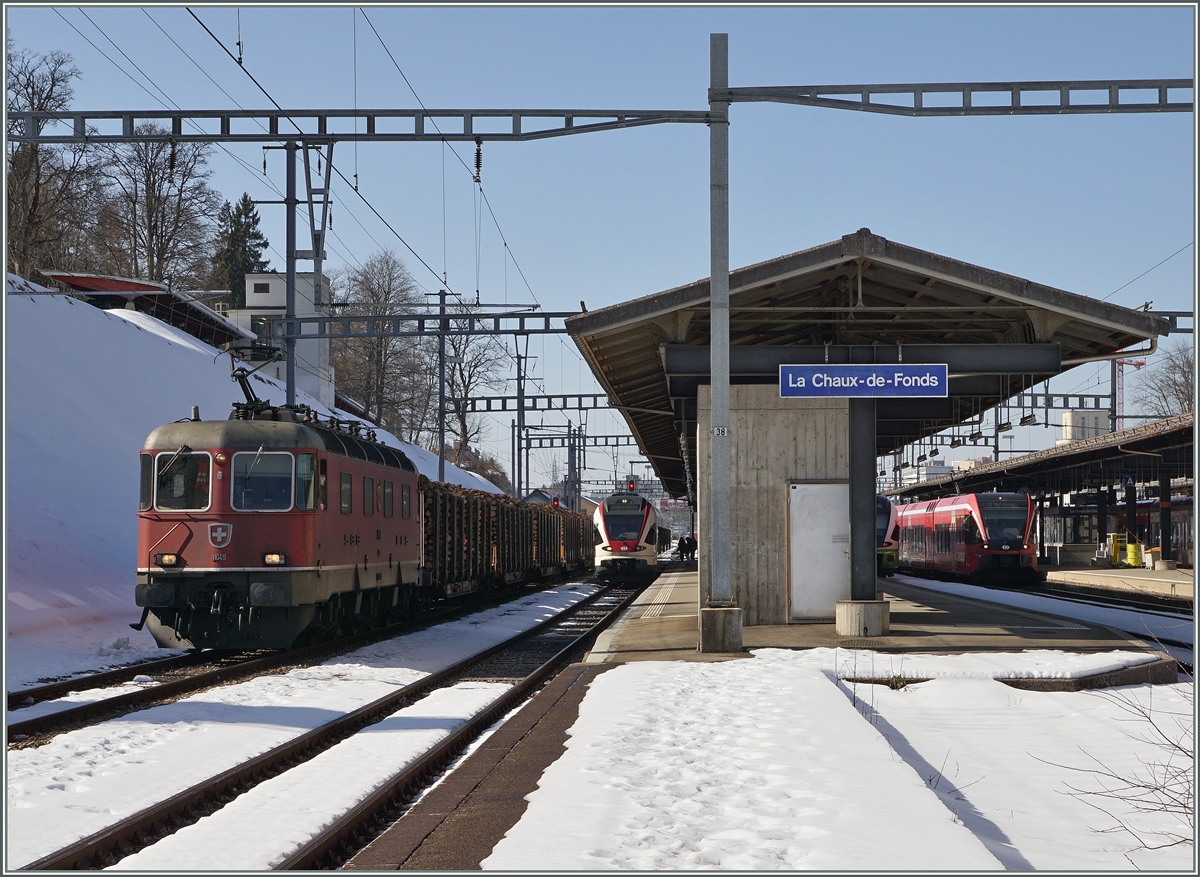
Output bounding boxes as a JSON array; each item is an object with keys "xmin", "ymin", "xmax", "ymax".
[{"xmin": 779, "ymin": 363, "xmax": 948, "ymax": 398}]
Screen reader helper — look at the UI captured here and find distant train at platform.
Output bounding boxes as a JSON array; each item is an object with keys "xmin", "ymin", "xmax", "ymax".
[
  {"xmin": 593, "ymin": 482, "xmax": 662, "ymax": 584},
  {"xmin": 876, "ymin": 494, "xmax": 899, "ymax": 577},
  {"xmin": 133, "ymin": 384, "xmax": 593, "ymax": 651},
  {"xmin": 895, "ymin": 492, "xmax": 1042, "ymax": 584}
]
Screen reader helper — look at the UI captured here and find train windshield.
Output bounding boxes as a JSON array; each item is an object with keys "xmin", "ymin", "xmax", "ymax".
[
  {"xmin": 155, "ymin": 451, "xmax": 211, "ymax": 511},
  {"xmin": 604, "ymin": 513, "xmax": 644, "ymax": 542},
  {"xmin": 232, "ymin": 451, "xmax": 294, "ymax": 511},
  {"xmin": 977, "ymin": 496, "xmax": 1029, "ymax": 543},
  {"xmin": 875, "ymin": 496, "xmax": 893, "ymax": 547}
]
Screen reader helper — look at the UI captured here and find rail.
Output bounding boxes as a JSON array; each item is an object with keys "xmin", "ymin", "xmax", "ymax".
[{"xmin": 21, "ymin": 583, "xmax": 633, "ymax": 870}]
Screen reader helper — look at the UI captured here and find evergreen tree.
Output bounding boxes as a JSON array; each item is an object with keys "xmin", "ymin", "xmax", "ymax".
[{"xmin": 210, "ymin": 193, "xmax": 269, "ymax": 307}]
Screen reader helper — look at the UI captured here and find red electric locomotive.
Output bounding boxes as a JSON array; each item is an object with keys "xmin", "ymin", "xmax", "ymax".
[
  {"xmin": 895, "ymin": 492, "xmax": 1042, "ymax": 584},
  {"xmin": 133, "ymin": 383, "xmax": 592, "ymax": 650}
]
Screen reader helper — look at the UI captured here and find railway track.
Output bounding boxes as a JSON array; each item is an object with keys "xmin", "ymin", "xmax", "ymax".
[
  {"xmin": 21, "ymin": 582, "xmax": 639, "ymax": 871},
  {"xmin": 6, "ymin": 582, "xmax": 573, "ymax": 745},
  {"xmin": 1035, "ymin": 582, "xmax": 1193, "ymax": 616},
  {"xmin": 7, "ymin": 651, "xmax": 224, "ymax": 711},
  {"xmin": 896, "ymin": 570, "xmax": 1192, "ymax": 617}
]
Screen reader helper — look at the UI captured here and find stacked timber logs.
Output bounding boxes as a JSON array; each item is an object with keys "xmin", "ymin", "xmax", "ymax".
[{"xmin": 419, "ymin": 477, "xmax": 594, "ymax": 596}]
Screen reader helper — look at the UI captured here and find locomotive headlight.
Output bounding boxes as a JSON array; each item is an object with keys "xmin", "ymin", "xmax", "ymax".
[
  {"xmin": 263, "ymin": 553, "xmax": 287, "ymax": 566},
  {"xmin": 155, "ymin": 553, "xmax": 179, "ymax": 567},
  {"xmin": 982, "ymin": 543, "xmax": 989, "ymax": 550},
  {"xmin": 214, "ymin": 453, "xmax": 227, "ymax": 465}
]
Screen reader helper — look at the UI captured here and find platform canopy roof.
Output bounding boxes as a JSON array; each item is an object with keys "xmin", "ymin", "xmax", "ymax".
[
  {"xmin": 566, "ymin": 229, "xmax": 1172, "ymax": 499},
  {"xmin": 887, "ymin": 413, "xmax": 1193, "ymax": 500}
]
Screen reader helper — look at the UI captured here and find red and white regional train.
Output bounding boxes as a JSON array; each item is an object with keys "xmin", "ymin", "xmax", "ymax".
[
  {"xmin": 593, "ymin": 484, "xmax": 661, "ymax": 583},
  {"xmin": 895, "ymin": 492, "xmax": 1043, "ymax": 584},
  {"xmin": 133, "ymin": 396, "xmax": 593, "ymax": 651}
]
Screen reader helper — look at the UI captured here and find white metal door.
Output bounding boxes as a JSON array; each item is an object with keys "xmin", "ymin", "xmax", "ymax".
[{"xmin": 788, "ymin": 482, "xmax": 852, "ymax": 620}]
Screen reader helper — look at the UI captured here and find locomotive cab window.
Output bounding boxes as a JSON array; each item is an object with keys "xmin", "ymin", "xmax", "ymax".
[
  {"xmin": 340, "ymin": 473, "xmax": 352, "ymax": 514},
  {"xmin": 401, "ymin": 484, "xmax": 411, "ymax": 519},
  {"xmin": 231, "ymin": 451, "xmax": 294, "ymax": 511},
  {"xmin": 139, "ymin": 453, "xmax": 154, "ymax": 511},
  {"xmin": 296, "ymin": 453, "xmax": 317, "ymax": 510},
  {"xmin": 383, "ymin": 481, "xmax": 393, "ymax": 517},
  {"xmin": 154, "ymin": 450, "xmax": 212, "ymax": 511},
  {"xmin": 318, "ymin": 459, "xmax": 328, "ymax": 510},
  {"xmin": 363, "ymin": 476, "xmax": 375, "ymax": 516}
]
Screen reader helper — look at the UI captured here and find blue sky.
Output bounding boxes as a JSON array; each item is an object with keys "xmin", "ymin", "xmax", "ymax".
[{"xmin": 7, "ymin": 4, "xmax": 1196, "ymax": 487}]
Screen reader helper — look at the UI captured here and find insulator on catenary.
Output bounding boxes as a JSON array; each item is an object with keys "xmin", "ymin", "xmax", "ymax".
[
  {"xmin": 474, "ymin": 137, "xmax": 482, "ymax": 182},
  {"xmin": 169, "ymin": 141, "xmax": 177, "ymax": 174}
]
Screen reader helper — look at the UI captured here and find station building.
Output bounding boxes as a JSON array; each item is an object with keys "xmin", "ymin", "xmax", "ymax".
[{"xmin": 567, "ymin": 229, "xmax": 1172, "ymax": 631}]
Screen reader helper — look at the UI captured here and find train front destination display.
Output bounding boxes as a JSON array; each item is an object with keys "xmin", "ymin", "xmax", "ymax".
[{"xmin": 779, "ymin": 363, "xmax": 948, "ymax": 398}]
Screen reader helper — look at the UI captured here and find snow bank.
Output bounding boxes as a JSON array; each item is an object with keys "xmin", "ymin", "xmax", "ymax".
[{"xmin": 4, "ymin": 293, "xmax": 499, "ymax": 688}]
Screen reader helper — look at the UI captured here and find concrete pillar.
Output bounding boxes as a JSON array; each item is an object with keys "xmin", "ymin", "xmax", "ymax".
[
  {"xmin": 1097, "ymin": 487, "xmax": 1108, "ymax": 544},
  {"xmin": 1159, "ymin": 471, "xmax": 1172, "ymax": 562},
  {"xmin": 835, "ymin": 599, "xmax": 889, "ymax": 637},
  {"xmin": 700, "ymin": 32, "xmax": 740, "ymax": 654},
  {"xmin": 848, "ymin": 398, "xmax": 876, "ymax": 601},
  {"xmin": 1123, "ymin": 479, "xmax": 1138, "ymax": 542},
  {"xmin": 699, "ymin": 606, "xmax": 742, "ymax": 653}
]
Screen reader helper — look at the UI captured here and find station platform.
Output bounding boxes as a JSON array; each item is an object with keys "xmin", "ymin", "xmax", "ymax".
[
  {"xmin": 1042, "ymin": 564, "xmax": 1193, "ymax": 601},
  {"xmin": 346, "ymin": 569, "xmax": 1183, "ymax": 870},
  {"xmin": 586, "ymin": 568, "xmax": 1180, "ymax": 667}
]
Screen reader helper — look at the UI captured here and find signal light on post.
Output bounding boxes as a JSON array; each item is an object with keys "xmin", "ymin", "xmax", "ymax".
[
  {"xmin": 552, "ymin": 496, "xmax": 560, "ymax": 508},
  {"xmin": 627, "ymin": 479, "xmax": 636, "ymax": 491}
]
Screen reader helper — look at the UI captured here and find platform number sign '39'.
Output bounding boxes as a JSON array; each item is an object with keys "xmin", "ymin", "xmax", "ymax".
[{"xmin": 208, "ymin": 523, "xmax": 233, "ymax": 549}]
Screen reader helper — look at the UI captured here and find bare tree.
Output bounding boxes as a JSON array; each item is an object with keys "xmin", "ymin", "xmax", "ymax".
[
  {"xmin": 444, "ymin": 304, "xmax": 510, "ymax": 463},
  {"xmin": 5, "ymin": 37, "xmax": 107, "ymax": 279},
  {"xmin": 1135, "ymin": 339, "xmax": 1194, "ymax": 419},
  {"xmin": 1035, "ymin": 681, "xmax": 1193, "ymax": 858},
  {"xmin": 98, "ymin": 123, "xmax": 222, "ymax": 288},
  {"xmin": 331, "ymin": 250, "xmax": 435, "ymax": 438}
]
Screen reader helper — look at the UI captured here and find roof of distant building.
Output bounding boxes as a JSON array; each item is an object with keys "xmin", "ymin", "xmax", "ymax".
[{"xmin": 38, "ymin": 270, "xmax": 253, "ymax": 348}]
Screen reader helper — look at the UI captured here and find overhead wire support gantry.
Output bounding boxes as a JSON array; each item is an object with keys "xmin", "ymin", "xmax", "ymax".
[
  {"xmin": 714, "ymin": 79, "xmax": 1193, "ymax": 116},
  {"xmin": 268, "ymin": 310, "xmax": 579, "ymax": 339},
  {"xmin": 12, "ymin": 107, "xmax": 715, "ymax": 144}
]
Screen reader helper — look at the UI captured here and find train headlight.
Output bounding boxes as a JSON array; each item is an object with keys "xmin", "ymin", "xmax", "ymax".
[
  {"xmin": 982, "ymin": 543, "xmax": 989, "ymax": 550},
  {"xmin": 263, "ymin": 553, "xmax": 287, "ymax": 566},
  {"xmin": 154, "ymin": 553, "xmax": 179, "ymax": 567}
]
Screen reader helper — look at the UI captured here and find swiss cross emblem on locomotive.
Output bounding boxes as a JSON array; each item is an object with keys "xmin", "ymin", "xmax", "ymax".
[{"xmin": 208, "ymin": 523, "xmax": 233, "ymax": 549}]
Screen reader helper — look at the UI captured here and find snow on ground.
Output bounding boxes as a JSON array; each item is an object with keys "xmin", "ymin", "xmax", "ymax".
[
  {"xmin": 10, "ymin": 678, "xmax": 160, "ymax": 724},
  {"xmin": 5, "ymin": 584, "xmax": 594, "ymax": 870},
  {"xmin": 4, "ymin": 292, "xmax": 501, "ymax": 690},
  {"xmin": 110, "ymin": 681, "xmax": 510, "ymax": 871},
  {"xmin": 485, "ymin": 649, "xmax": 1194, "ymax": 872}
]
